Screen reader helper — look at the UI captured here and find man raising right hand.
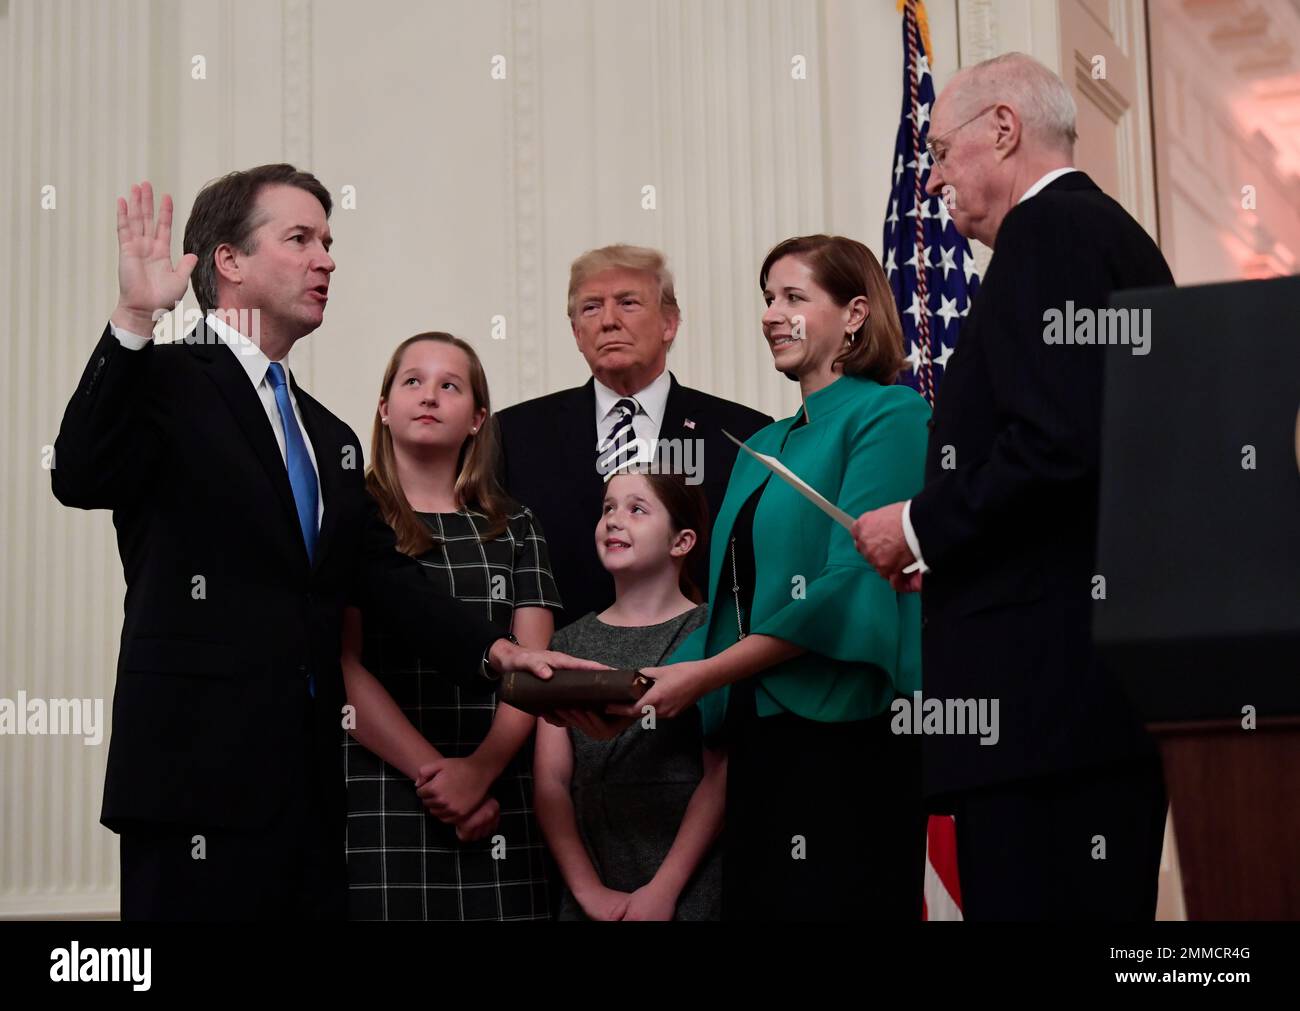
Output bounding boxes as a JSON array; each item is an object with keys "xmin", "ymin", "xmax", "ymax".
[{"xmin": 52, "ymin": 165, "xmax": 603, "ymax": 920}]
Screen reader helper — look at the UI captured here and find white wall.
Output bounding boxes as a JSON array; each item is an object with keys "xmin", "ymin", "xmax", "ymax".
[{"xmin": 2, "ymin": 0, "xmax": 972, "ymax": 918}]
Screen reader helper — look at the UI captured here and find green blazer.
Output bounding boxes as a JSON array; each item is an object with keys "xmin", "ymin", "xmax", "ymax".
[{"xmin": 668, "ymin": 374, "xmax": 930, "ymax": 733}]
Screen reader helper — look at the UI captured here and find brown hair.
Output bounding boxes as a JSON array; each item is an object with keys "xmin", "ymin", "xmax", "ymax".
[
  {"xmin": 367, "ymin": 333, "xmax": 513, "ymax": 556},
  {"xmin": 758, "ymin": 234, "xmax": 906, "ymax": 384},
  {"xmin": 606, "ymin": 470, "xmax": 709, "ymax": 604},
  {"xmin": 567, "ymin": 244, "xmax": 681, "ymax": 323},
  {"xmin": 183, "ymin": 163, "xmax": 333, "ymax": 314}
]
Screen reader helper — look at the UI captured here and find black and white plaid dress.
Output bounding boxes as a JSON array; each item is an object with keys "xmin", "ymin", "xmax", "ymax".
[{"xmin": 344, "ymin": 506, "xmax": 561, "ymax": 921}]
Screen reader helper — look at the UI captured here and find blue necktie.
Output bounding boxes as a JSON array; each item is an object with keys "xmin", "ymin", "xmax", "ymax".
[
  {"xmin": 266, "ymin": 362, "xmax": 319, "ymax": 563},
  {"xmin": 267, "ymin": 362, "xmax": 319, "ymax": 698}
]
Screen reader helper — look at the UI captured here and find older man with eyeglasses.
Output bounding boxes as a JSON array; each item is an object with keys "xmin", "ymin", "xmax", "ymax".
[{"xmin": 851, "ymin": 53, "xmax": 1175, "ymax": 920}]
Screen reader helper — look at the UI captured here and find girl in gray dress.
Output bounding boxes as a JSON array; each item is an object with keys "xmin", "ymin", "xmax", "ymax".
[{"xmin": 534, "ymin": 471, "xmax": 725, "ymax": 920}]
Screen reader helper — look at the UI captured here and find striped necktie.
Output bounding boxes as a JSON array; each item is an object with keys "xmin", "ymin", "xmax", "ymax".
[{"xmin": 596, "ymin": 396, "xmax": 641, "ymax": 478}]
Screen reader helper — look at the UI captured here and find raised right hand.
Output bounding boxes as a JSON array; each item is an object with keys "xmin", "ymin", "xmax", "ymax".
[{"xmin": 112, "ymin": 181, "xmax": 199, "ymax": 335}]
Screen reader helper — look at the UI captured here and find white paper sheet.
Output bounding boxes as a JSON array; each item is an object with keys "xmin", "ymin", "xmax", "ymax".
[{"xmin": 722, "ymin": 428, "xmax": 924, "ymax": 574}]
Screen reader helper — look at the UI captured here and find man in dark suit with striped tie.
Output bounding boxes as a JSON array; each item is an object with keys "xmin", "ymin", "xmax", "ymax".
[
  {"xmin": 51, "ymin": 165, "xmax": 600, "ymax": 920},
  {"xmin": 496, "ymin": 245, "xmax": 772, "ymax": 626}
]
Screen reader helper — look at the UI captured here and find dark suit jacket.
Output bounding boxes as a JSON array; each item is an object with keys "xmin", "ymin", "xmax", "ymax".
[
  {"xmin": 910, "ymin": 172, "xmax": 1174, "ymax": 798},
  {"xmin": 495, "ymin": 374, "xmax": 771, "ymax": 625},
  {"xmin": 52, "ymin": 322, "xmax": 502, "ymax": 834}
]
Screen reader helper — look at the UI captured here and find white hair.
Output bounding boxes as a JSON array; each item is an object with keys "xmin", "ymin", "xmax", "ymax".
[{"xmin": 956, "ymin": 52, "xmax": 1078, "ymax": 153}]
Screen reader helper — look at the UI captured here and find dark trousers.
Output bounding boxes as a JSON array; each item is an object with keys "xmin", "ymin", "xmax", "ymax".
[
  {"xmin": 119, "ymin": 694, "xmax": 346, "ymax": 921},
  {"xmin": 951, "ymin": 756, "xmax": 1167, "ymax": 921},
  {"xmin": 722, "ymin": 684, "xmax": 927, "ymax": 921},
  {"xmin": 119, "ymin": 798, "xmax": 345, "ymax": 920}
]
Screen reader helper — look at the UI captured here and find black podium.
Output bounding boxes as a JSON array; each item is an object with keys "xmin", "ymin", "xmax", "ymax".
[{"xmin": 1094, "ymin": 274, "xmax": 1300, "ymax": 919}]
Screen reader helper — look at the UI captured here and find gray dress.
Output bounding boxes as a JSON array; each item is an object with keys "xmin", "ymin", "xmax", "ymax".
[{"xmin": 549, "ymin": 605, "xmax": 721, "ymax": 921}]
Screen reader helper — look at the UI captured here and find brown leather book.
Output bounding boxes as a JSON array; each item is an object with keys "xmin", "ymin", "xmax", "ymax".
[{"xmin": 496, "ymin": 667, "xmax": 654, "ymax": 716}]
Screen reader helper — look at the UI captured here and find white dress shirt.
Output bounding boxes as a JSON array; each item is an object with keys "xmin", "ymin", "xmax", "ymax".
[
  {"xmin": 110, "ymin": 314, "xmax": 324, "ymax": 525},
  {"xmin": 900, "ymin": 166, "xmax": 1078, "ymax": 572},
  {"xmin": 593, "ymin": 368, "xmax": 672, "ymax": 459},
  {"xmin": 1016, "ymin": 166, "xmax": 1078, "ymax": 204}
]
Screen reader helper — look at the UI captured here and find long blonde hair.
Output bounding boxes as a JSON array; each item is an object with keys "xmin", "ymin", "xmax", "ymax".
[{"xmin": 366, "ymin": 332, "xmax": 513, "ymax": 556}]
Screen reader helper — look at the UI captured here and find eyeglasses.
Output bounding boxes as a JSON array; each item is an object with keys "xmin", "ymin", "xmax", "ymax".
[{"xmin": 926, "ymin": 104, "xmax": 997, "ymax": 167}]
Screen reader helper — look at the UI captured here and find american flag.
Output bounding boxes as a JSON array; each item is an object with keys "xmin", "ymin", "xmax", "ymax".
[
  {"xmin": 883, "ymin": 0, "xmax": 976, "ymax": 922},
  {"xmin": 885, "ymin": 0, "xmax": 981, "ymax": 409}
]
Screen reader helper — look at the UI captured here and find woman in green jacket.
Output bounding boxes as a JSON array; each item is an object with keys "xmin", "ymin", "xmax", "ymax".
[{"xmin": 609, "ymin": 234, "xmax": 930, "ymax": 920}]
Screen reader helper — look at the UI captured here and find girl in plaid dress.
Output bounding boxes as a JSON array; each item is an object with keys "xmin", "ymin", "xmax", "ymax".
[{"xmin": 341, "ymin": 332, "xmax": 558, "ymax": 921}]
